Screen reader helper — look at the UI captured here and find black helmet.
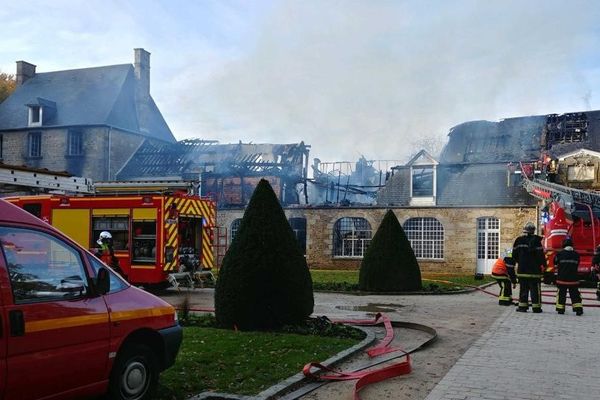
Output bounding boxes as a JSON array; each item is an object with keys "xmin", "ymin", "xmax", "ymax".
[
  {"xmin": 523, "ymin": 222, "xmax": 536, "ymax": 234},
  {"xmin": 562, "ymin": 238, "xmax": 573, "ymax": 248}
]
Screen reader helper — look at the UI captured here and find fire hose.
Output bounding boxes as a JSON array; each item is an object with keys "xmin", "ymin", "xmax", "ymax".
[
  {"xmin": 182, "ymin": 307, "xmax": 437, "ymax": 400},
  {"xmin": 425, "ymin": 278, "xmax": 600, "ymax": 307}
]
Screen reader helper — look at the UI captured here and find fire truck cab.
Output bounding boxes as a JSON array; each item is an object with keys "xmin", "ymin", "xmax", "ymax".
[{"xmin": 6, "ymin": 193, "xmax": 216, "ymax": 287}]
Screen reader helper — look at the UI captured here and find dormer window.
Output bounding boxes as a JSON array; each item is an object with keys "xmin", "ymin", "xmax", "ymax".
[
  {"xmin": 412, "ymin": 166, "xmax": 434, "ymax": 196},
  {"xmin": 28, "ymin": 105, "xmax": 42, "ymax": 127},
  {"xmin": 407, "ymin": 149, "xmax": 438, "ymax": 206}
]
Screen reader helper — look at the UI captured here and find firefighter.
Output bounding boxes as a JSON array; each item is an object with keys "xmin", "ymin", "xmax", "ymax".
[
  {"xmin": 491, "ymin": 249, "xmax": 516, "ymax": 305},
  {"xmin": 591, "ymin": 245, "xmax": 600, "ymax": 301},
  {"xmin": 554, "ymin": 238, "xmax": 583, "ymax": 315},
  {"xmin": 512, "ymin": 222, "xmax": 546, "ymax": 313},
  {"xmin": 95, "ymin": 231, "xmax": 127, "ymax": 280}
]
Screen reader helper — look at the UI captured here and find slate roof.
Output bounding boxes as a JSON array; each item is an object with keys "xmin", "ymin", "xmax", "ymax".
[
  {"xmin": 0, "ymin": 64, "xmax": 175, "ymax": 143},
  {"xmin": 436, "ymin": 163, "xmax": 534, "ymax": 206},
  {"xmin": 377, "ymin": 163, "xmax": 535, "ymax": 207}
]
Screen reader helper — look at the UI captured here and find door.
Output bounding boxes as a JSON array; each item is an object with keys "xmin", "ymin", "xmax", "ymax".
[
  {"xmin": 476, "ymin": 217, "xmax": 500, "ymax": 274},
  {"xmin": 0, "ymin": 226, "xmax": 109, "ymax": 400}
]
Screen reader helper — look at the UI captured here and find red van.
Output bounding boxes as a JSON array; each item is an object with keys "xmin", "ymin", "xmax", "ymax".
[{"xmin": 0, "ymin": 199, "xmax": 182, "ymax": 400}]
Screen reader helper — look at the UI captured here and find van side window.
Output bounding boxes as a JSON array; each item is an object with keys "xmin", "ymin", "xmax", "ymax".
[
  {"xmin": 0, "ymin": 227, "xmax": 88, "ymax": 304},
  {"xmin": 87, "ymin": 255, "xmax": 128, "ymax": 293}
]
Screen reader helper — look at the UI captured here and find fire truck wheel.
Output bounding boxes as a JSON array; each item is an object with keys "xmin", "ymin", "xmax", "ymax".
[{"xmin": 109, "ymin": 343, "xmax": 159, "ymax": 400}]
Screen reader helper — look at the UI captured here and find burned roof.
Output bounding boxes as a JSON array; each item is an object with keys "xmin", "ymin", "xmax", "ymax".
[
  {"xmin": 439, "ymin": 117, "xmax": 546, "ymax": 164},
  {"xmin": 0, "ymin": 65, "xmax": 175, "ymax": 143},
  {"xmin": 116, "ymin": 139, "xmax": 310, "ymax": 180},
  {"xmin": 440, "ymin": 110, "xmax": 600, "ymax": 164}
]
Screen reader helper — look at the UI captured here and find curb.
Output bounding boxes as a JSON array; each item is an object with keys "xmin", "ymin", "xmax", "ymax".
[{"xmin": 189, "ymin": 326, "xmax": 376, "ymax": 400}]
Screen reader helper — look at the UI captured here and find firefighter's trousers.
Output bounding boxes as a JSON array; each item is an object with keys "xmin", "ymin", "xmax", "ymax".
[
  {"xmin": 596, "ymin": 281, "xmax": 600, "ymax": 300},
  {"xmin": 518, "ymin": 277, "xmax": 542, "ymax": 311},
  {"xmin": 556, "ymin": 284, "xmax": 583, "ymax": 313},
  {"xmin": 492, "ymin": 274, "xmax": 512, "ymax": 305}
]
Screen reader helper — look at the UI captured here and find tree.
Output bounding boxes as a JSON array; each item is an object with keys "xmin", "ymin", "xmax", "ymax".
[
  {"xmin": 359, "ymin": 210, "xmax": 422, "ymax": 292},
  {"xmin": 0, "ymin": 72, "xmax": 16, "ymax": 104},
  {"xmin": 215, "ymin": 179, "xmax": 314, "ymax": 330}
]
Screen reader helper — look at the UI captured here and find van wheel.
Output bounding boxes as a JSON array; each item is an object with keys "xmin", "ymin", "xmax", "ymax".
[{"xmin": 109, "ymin": 343, "xmax": 158, "ymax": 400}]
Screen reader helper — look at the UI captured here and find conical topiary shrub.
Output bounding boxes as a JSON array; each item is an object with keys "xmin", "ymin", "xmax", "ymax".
[
  {"xmin": 359, "ymin": 210, "xmax": 422, "ymax": 292},
  {"xmin": 215, "ymin": 179, "xmax": 314, "ymax": 330}
]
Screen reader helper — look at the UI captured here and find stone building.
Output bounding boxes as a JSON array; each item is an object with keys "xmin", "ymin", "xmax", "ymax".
[{"xmin": 0, "ymin": 49, "xmax": 175, "ymax": 181}]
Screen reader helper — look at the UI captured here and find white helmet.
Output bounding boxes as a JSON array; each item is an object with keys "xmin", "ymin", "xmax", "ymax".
[{"xmin": 97, "ymin": 231, "xmax": 112, "ymax": 245}]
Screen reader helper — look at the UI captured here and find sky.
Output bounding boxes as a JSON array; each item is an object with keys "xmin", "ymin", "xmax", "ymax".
[{"xmin": 2, "ymin": 0, "xmax": 600, "ymax": 164}]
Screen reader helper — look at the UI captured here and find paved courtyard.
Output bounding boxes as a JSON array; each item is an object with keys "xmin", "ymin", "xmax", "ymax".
[
  {"xmin": 163, "ymin": 286, "xmax": 600, "ymax": 400},
  {"xmin": 426, "ymin": 296, "xmax": 600, "ymax": 400}
]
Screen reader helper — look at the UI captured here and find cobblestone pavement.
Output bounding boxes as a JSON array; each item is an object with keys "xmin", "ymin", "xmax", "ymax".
[{"xmin": 426, "ymin": 294, "xmax": 600, "ymax": 400}]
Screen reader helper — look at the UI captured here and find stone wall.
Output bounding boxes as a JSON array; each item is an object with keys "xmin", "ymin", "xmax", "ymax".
[
  {"xmin": 217, "ymin": 205, "xmax": 538, "ymax": 274},
  {"xmin": 0, "ymin": 127, "xmax": 148, "ymax": 181}
]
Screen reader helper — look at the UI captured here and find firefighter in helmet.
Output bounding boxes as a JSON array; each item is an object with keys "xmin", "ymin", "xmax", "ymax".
[
  {"xmin": 554, "ymin": 238, "xmax": 583, "ymax": 315},
  {"xmin": 512, "ymin": 222, "xmax": 546, "ymax": 313},
  {"xmin": 491, "ymin": 248, "xmax": 516, "ymax": 305},
  {"xmin": 591, "ymin": 245, "xmax": 600, "ymax": 301},
  {"xmin": 95, "ymin": 231, "xmax": 126, "ymax": 280}
]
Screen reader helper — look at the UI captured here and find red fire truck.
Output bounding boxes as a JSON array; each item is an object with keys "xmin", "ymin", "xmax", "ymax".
[
  {"xmin": 522, "ymin": 177, "xmax": 600, "ymax": 278},
  {"xmin": 5, "ymin": 192, "xmax": 216, "ymax": 287}
]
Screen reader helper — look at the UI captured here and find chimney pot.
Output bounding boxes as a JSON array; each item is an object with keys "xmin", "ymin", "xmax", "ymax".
[{"xmin": 16, "ymin": 61, "xmax": 36, "ymax": 86}]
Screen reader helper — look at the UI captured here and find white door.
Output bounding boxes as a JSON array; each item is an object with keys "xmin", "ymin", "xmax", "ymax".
[{"xmin": 476, "ymin": 217, "xmax": 500, "ymax": 274}]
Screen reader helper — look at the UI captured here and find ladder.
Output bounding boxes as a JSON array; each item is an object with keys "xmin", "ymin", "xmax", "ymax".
[
  {"xmin": 522, "ymin": 177, "xmax": 600, "ymax": 210},
  {"xmin": 0, "ymin": 166, "xmax": 93, "ymax": 193}
]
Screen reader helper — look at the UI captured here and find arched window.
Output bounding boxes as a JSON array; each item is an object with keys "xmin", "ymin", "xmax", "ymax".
[
  {"xmin": 403, "ymin": 217, "xmax": 444, "ymax": 259},
  {"xmin": 230, "ymin": 218, "xmax": 242, "ymax": 242},
  {"xmin": 333, "ymin": 217, "xmax": 372, "ymax": 257},
  {"xmin": 288, "ymin": 217, "xmax": 307, "ymax": 254}
]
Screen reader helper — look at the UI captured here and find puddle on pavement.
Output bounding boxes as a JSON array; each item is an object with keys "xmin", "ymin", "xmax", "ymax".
[{"xmin": 335, "ymin": 303, "xmax": 404, "ymax": 313}]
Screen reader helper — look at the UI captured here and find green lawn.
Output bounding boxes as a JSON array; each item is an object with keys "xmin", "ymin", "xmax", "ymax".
[
  {"xmin": 156, "ymin": 326, "xmax": 359, "ymax": 399},
  {"xmin": 310, "ymin": 269, "xmax": 494, "ymax": 291}
]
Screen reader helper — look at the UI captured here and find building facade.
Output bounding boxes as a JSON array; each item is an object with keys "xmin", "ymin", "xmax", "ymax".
[{"xmin": 0, "ymin": 49, "xmax": 175, "ymax": 181}]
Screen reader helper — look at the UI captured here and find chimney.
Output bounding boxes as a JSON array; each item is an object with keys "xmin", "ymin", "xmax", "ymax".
[
  {"xmin": 16, "ymin": 61, "xmax": 36, "ymax": 86},
  {"xmin": 134, "ymin": 48, "xmax": 150, "ymax": 100}
]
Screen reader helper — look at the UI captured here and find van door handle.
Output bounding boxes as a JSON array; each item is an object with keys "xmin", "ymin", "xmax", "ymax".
[{"xmin": 9, "ymin": 310, "xmax": 24, "ymax": 336}]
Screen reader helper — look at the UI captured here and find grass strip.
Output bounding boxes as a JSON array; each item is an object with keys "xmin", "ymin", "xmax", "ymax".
[
  {"xmin": 156, "ymin": 326, "xmax": 359, "ymax": 399},
  {"xmin": 310, "ymin": 270, "xmax": 494, "ymax": 292}
]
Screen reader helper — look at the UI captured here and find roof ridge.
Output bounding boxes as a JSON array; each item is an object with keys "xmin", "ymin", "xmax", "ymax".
[{"xmin": 35, "ymin": 63, "xmax": 131, "ymax": 75}]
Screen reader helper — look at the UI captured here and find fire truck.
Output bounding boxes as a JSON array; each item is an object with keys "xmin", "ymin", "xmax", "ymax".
[
  {"xmin": 522, "ymin": 175, "xmax": 600, "ymax": 278},
  {"xmin": 5, "ymin": 190, "xmax": 217, "ymax": 287}
]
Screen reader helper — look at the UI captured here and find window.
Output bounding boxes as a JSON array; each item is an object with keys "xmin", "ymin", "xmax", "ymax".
[
  {"xmin": 567, "ymin": 165, "xmax": 594, "ymax": 182},
  {"xmin": 132, "ymin": 220, "xmax": 156, "ymax": 264},
  {"xmin": 92, "ymin": 217, "xmax": 129, "ymax": 250},
  {"xmin": 0, "ymin": 226, "xmax": 88, "ymax": 303},
  {"xmin": 28, "ymin": 105, "xmax": 42, "ymax": 126},
  {"xmin": 230, "ymin": 219, "xmax": 242, "ymax": 242},
  {"xmin": 333, "ymin": 217, "xmax": 372, "ymax": 258},
  {"xmin": 412, "ymin": 166, "xmax": 434, "ymax": 197},
  {"xmin": 67, "ymin": 130, "xmax": 83, "ymax": 156},
  {"xmin": 403, "ymin": 217, "xmax": 444, "ymax": 259},
  {"xmin": 288, "ymin": 217, "xmax": 307, "ymax": 254},
  {"xmin": 87, "ymin": 254, "xmax": 128, "ymax": 293},
  {"xmin": 28, "ymin": 132, "xmax": 41, "ymax": 158},
  {"xmin": 477, "ymin": 217, "xmax": 499, "ymax": 260}
]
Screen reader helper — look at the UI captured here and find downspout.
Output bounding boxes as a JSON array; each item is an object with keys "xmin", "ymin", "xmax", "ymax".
[{"xmin": 107, "ymin": 127, "xmax": 112, "ymax": 181}]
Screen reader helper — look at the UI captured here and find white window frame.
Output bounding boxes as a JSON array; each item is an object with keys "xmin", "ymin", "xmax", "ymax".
[
  {"xmin": 230, "ymin": 219, "xmax": 242, "ymax": 242},
  {"xmin": 28, "ymin": 106, "xmax": 42, "ymax": 127},
  {"xmin": 403, "ymin": 217, "xmax": 444, "ymax": 260}
]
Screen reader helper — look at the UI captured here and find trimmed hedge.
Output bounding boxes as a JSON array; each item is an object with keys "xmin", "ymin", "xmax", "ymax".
[
  {"xmin": 215, "ymin": 179, "xmax": 314, "ymax": 330},
  {"xmin": 359, "ymin": 209, "xmax": 422, "ymax": 292}
]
